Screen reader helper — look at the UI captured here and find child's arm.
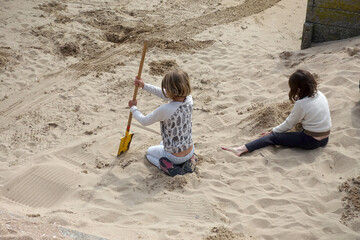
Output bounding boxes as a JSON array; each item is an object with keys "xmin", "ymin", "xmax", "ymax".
[
  {"xmin": 272, "ymin": 102, "xmax": 305, "ymax": 133},
  {"xmin": 135, "ymin": 77, "xmax": 170, "ymax": 101},
  {"xmin": 130, "ymin": 104, "xmax": 172, "ymax": 126},
  {"xmin": 143, "ymin": 83, "xmax": 171, "ymax": 101}
]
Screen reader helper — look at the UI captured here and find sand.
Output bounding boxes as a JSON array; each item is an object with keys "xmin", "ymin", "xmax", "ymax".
[{"xmin": 0, "ymin": 0, "xmax": 359, "ymax": 239}]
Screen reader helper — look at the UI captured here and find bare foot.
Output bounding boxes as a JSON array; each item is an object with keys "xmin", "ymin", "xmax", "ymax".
[{"xmin": 221, "ymin": 145, "xmax": 248, "ymax": 156}]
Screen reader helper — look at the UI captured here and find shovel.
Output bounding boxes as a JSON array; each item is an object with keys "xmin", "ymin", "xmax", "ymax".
[{"xmin": 117, "ymin": 41, "xmax": 148, "ymax": 156}]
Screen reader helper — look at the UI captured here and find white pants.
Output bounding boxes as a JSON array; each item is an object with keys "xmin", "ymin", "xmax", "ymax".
[{"xmin": 146, "ymin": 142, "xmax": 195, "ymax": 169}]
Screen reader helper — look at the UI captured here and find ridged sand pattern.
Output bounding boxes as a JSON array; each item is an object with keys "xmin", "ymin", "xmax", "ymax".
[
  {"xmin": 204, "ymin": 115, "xmax": 226, "ymax": 132},
  {"xmin": 2, "ymin": 165, "xmax": 80, "ymax": 207}
]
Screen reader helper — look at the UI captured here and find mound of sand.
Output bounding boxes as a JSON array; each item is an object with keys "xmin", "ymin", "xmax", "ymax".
[{"xmin": 243, "ymin": 101, "xmax": 293, "ymax": 133}]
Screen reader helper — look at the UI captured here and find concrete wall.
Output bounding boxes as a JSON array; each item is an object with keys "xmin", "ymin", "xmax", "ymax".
[{"xmin": 301, "ymin": 0, "xmax": 360, "ymax": 49}]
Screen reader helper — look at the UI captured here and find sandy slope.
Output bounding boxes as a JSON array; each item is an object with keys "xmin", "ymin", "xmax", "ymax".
[{"xmin": 0, "ymin": 0, "xmax": 359, "ymax": 239}]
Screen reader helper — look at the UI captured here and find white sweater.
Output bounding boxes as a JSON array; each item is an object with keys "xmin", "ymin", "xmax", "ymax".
[{"xmin": 272, "ymin": 91, "xmax": 332, "ymax": 133}]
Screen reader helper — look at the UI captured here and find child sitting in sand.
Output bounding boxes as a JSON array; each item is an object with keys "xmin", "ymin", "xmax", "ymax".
[
  {"xmin": 221, "ymin": 69, "xmax": 332, "ymax": 156},
  {"xmin": 128, "ymin": 69, "xmax": 197, "ymax": 176}
]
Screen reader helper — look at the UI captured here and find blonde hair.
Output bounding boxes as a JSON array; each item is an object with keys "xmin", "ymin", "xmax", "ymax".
[{"xmin": 161, "ymin": 69, "xmax": 191, "ymax": 99}]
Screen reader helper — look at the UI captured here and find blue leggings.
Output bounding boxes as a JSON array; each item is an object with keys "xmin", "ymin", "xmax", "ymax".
[{"xmin": 245, "ymin": 131, "xmax": 329, "ymax": 152}]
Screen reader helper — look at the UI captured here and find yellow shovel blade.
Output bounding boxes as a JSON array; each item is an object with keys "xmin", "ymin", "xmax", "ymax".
[{"xmin": 117, "ymin": 132, "xmax": 134, "ymax": 156}]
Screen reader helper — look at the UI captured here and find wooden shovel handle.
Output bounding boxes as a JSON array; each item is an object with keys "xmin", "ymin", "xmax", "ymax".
[{"xmin": 127, "ymin": 41, "xmax": 148, "ymax": 129}]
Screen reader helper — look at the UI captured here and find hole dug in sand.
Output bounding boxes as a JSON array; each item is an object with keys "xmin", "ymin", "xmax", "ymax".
[
  {"xmin": 59, "ymin": 42, "xmax": 80, "ymax": 57},
  {"xmin": 36, "ymin": 1, "xmax": 67, "ymax": 14},
  {"xmin": 149, "ymin": 59, "xmax": 179, "ymax": 76}
]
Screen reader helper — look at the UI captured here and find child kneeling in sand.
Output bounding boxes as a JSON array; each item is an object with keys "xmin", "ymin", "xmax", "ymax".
[
  {"xmin": 222, "ymin": 69, "xmax": 332, "ymax": 156},
  {"xmin": 128, "ymin": 69, "xmax": 197, "ymax": 176}
]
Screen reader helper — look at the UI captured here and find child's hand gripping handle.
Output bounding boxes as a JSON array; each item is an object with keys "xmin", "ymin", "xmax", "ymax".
[{"xmin": 126, "ymin": 41, "xmax": 148, "ymax": 133}]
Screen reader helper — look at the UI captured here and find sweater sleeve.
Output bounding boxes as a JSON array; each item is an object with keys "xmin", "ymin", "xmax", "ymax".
[
  {"xmin": 143, "ymin": 83, "xmax": 171, "ymax": 101},
  {"xmin": 272, "ymin": 102, "xmax": 305, "ymax": 133},
  {"xmin": 130, "ymin": 104, "xmax": 172, "ymax": 126}
]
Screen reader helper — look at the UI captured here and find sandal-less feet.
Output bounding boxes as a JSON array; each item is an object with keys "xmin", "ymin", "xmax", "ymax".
[
  {"xmin": 159, "ymin": 157, "xmax": 185, "ymax": 177},
  {"xmin": 220, "ymin": 145, "xmax": 248, "ymax": 156}
]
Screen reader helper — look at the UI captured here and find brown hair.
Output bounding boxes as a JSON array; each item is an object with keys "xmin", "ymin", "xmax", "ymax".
[
  {"xmin": 288, "ymin": 69, "xmax": 317, "ymax": 102},
  {"xmin": 161, "ymin": 69, "xmax": 191, "ymax": 99}
]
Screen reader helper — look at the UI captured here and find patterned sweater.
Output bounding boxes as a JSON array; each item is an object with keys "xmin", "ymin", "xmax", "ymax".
[{"xmin": 130, "ymin": 83, "xmax": 193, "ymax": 153}]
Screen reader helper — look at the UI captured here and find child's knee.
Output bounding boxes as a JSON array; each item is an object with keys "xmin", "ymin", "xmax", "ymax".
[
  {"xmin": 145, "ymin": 155, "xmax": 161, "ymax": 169},
  {"xmin": 146, "ymin": 147, "xmax": 152, "ymax": 156},
  {"xmin": 146, "ymin": 145, "xmax": 164, "ymax": 159},
  {"xmin": 146, "ymin": 145, "xmax": 157, "ymax": 156}
]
